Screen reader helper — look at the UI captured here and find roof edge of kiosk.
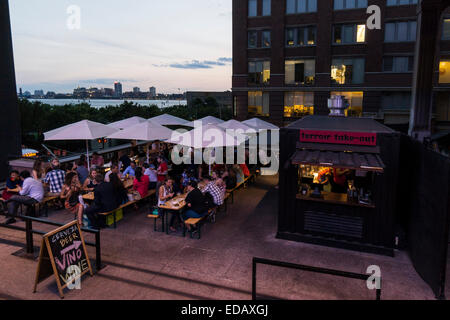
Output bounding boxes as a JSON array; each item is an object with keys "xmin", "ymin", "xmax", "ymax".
[{"xmin": 285, "ymin": 115, "xmax": 395, "ymax": 134}]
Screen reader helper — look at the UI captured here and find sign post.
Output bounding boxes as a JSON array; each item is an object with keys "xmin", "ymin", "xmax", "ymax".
[{"xmin": 33, "ymin": 221, "xmax": 93, "ymax": 298}]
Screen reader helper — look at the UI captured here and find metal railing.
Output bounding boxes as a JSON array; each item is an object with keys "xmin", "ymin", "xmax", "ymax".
[
  {"xmin": 0, "ymin": 213, "xmax": 103, "ymax": 271},
  {"xmin": 252, "ymin": 257, "xmax": 381, "ymax": 300}
]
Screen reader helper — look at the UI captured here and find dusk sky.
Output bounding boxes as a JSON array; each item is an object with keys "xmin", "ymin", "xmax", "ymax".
[{"xmin": 9, "ymin": 0, "xmax": 232, "ymax": 94}]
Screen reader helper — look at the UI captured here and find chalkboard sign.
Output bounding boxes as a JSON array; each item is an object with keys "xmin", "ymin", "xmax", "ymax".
[{"xmin": 33, "ymin": 221, "xmax": 93, "ymax": 298}]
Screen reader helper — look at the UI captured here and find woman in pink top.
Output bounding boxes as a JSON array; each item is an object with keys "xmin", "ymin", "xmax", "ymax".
[{"xmin": 133, "ymin": 167, "xmax": 149, "ymax": 198}]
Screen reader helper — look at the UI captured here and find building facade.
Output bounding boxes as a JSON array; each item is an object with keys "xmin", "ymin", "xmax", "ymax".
[
  {"xmin": 186, "ymin": 91, "xmax": 233, "ymax": 109},
  {"xmin": 232, "ymin": 0, "xmax": 450, "ymax": 131},
  {"xmin": 114, "ymin": 81, "xmax": 122, "ymax": 98}
]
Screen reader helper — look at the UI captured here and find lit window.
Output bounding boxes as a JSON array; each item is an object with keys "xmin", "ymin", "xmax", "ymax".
[
  {"xmin": 248, "ymin": 91, "xmax": 270, "ymax": 116},
  {"xmin": 439, "ymin": 60, "xmax": 450, "ymax": 84},
  {"xmin": 330, "ymin": 92, "xmax": 364, "ymax": 117},
  {"xmin": 262, "ymin": 31, "xmax": 271, "ymax": 48},
  {"xmin": 284, "ymin": 92, "xmax": 314, "ymax": 118},
  {"xmin": 356, "ymin": 25, "xmax": 366, "ymax": 42},
  {"xmin": 286, "ymin": 26, "xmax": 316, "ymax": 47},
  {"xmin": 248, "ymin": 61, "xmax": 271, "ymax": 85},
  {"xmin": 334, "ymin": 24, "xmax": 366, "ymax": 44},
  {"xmin": 331, "ymin": 58, "xmax": 365, "ymax": 84},
  {"xmin": 285, "ymin": 60, "xmax": 315, "ymax": 85}
]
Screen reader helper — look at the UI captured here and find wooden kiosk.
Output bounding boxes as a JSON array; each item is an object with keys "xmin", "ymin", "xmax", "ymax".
[{"xmin": 278, "ymin": 116, "xmax": 400, "ymax": 256}]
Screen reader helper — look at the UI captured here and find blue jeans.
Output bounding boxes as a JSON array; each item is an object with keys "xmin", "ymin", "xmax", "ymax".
[{"xmin": 182, "ymin": 210, "xmax": 205, "ymax": 221}]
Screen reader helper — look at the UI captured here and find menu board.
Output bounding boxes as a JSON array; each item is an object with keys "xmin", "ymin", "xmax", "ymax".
[{"xmin": 33, "ymin": 221, "xmax": 93, "ymax": 298}]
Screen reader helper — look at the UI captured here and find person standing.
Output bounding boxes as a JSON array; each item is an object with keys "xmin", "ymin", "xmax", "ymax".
[
  {"xmin": 143, "ymin": 163, "xmax": 158, "ymax": 190},
  {"xmin": 156, "ymin": 156, "xmax": 168, "ymax": 182},
  {"xmin": 32, "ymin": 159, "xmax": 45, "ymax": 181},
  {"xmin": 5, "ymin": 171, "xmax": 44, "ymax": 224},
  {"xmin": 43, "ymin": 158, "xmax": 65, "ymax": 197},
  {"xmin": 76, "ymin": 159, "xmax": 89, "ymax": 185}
]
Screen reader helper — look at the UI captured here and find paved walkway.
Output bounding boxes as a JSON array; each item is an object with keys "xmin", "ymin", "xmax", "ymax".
[{"xmin": 0, "ymin": 175, "xmax": 447, "ymax": 300}]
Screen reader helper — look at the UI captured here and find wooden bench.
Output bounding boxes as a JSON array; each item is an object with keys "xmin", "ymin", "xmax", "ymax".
[
  {"xmin": 182, "ymin": 208, "xmax": 215, "ymax": 239},
  {"xmin": 99, "ymin": 190, "xmax": 156, "ymax": 228}
]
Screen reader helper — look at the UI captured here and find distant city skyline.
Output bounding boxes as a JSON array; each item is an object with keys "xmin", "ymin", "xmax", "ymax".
[{"xmin": 9, "ymin": 0, "xmax": 232, "ymax": 94}]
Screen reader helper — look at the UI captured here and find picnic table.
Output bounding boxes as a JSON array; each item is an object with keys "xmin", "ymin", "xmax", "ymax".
[{"xmin": 82, "ymin": 178, "xmax": 134, "ymax": 201}]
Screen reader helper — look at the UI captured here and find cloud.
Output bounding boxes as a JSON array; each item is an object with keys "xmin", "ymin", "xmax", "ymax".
[{"xmin": 155, "ymin": 57, "xmax": 232, "ymax": 70}]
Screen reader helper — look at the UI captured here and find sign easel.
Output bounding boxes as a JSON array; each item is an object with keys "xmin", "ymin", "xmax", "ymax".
[{"xmin": 33, "ymin": 221, "xmax": 93, "ymax": 298}]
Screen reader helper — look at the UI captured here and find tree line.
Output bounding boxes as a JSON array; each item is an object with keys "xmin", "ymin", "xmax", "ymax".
[{"xmin": 19, "ymin": 97, "xmax": 232, "ymax": 150}]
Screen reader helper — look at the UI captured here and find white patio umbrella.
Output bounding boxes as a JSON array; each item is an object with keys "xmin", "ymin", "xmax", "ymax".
[
  {"xmin": 242, "ymin": 118, "xmax": 279, "ymax": 131},
  {"xmin": 44, "ymin": 120, "xmax": 118, "ymax": 170},
  {"xmin": 148, "ymin": 114, "xmax": 190, "ymax": 126},
  {"xmin": 107, "ymin": 120, "xmax": 174, "ymax": 141},
  {"xmin": 167, "ymin": 124, "xmax": 245, "ymax": 149},
  {"xmin": 219, "ymin": 119, "xmax": 255, "ymax": 132},
  {"xmin": 185, "ymin": 116, "xmax": 224, "ymax": 127},
  {"xmin": 108, "ymin": 116, "xmax": 146, "ymax": 130}
]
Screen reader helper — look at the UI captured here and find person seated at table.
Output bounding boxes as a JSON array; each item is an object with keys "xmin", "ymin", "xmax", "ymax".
[
  {"xmin": 109, "ymin": 173, "xmax": 129, "ymax": 205},
  {"xmin": 158, "ymin": 178, "xmax": 180, "ymax": 232},
  {"xmin": 91, "ymin": 152, "xmax": 104, "ymax": 168},
  {"xmin": 85, "ymin": 173, "xmax": 119, "ymax": 229},
  {"xmin": 60, "ymin": 172, "xmax": 84, "ymax": 225},
  {"xmin": 43, "ymin": 158, "xmax": 66, "ymax": 207},
  {"xmin": 182, "ymin": 181, "xmax": 208, "ymax": 231},
  {"xmin": 202, "ymin": 175, "xmax": 224, "ymax": 207},
  {"xmin": 143, "ymin": 163, "xmax": 158, "ymax": 190},
  {"xmin": 32, "ymin": 159, "xmax": 45, "ymax": 181},
  {"xmin": 215, "ymin": 178, "xmax": 226, "ymax": 199},
  {"xmin": 83, "ymin": 168, "xmax": 100, "ymax": 192},
  {"xmin": 211, "ymin": 171, "xmax": 220, "ymax": 181},
  {"xmin": 105, "ymin": 163, "xmax": 121, "ymax": 182},
  {"xmin": 123, "ymin": 161, "xmax": 137, "ymax": 178},
  {"xmin": 222, "ymin": 168, "xmax": 237, "ymax": 190},
  {"xmin": 5, "ymin": 171, "xmax": 44, "ymax": 225},
  {"xmin": 133, "ymin": 167, "xmax": 150, "ymax": 199},
  {"xmin": 1, "ymin": 170, "xmax": 22, "ymax": 202}
]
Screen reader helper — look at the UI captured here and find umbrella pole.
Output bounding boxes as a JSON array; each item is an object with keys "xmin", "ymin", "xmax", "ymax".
[{"xmin": 86, "ymin": 140, "xmax": 90, "ymax": 171}]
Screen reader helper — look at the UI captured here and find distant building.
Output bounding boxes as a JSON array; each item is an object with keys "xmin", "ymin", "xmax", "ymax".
[
  {"xmin": 34, "ymin": 90, "xmax": 44, "ymax": 98},
  {"xmin": 186, "ymin": 91, "xmax": 232, "ymax": 109},
  {"xmin": 45, "ymin": 91, "xmax": 56, "ymax": 98},
  {"xmin": 114, "ymin": 81, "xmax": 122, "ymax": 98},
  {"xmin": 73, "ymin": 87, "xmax": 88, "ymax": 99},
  {"xmin": 102, "ymin": 88, "xmax": 114, "ymax": 97},
  {"xmin": 149, "ymin": 86, "xmax": 156, "ymax": 98},
  {"xmin": 23, "ymin": 91, "xmax": 31, "ymax": 97},
  {"xmin": 18, "ymin": 88, "xmax": 22, "ymax": 97},
  {"xmin": 133, "ymin": 87, "xmax": 140, "ymax": 94}
]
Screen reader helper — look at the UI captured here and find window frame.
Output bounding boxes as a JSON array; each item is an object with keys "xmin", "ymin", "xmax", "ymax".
[
  {"xmin": 331, "ymin": 58, "xmax": 366, "ymax": 85},
  {"xmin": 248, "ymin": 60, "xmax": 271, "ymax": 85},
  {"xmin": 333, "ymin": 23, "xmax": 366, "ymax": 44},
  {"xmin": 286, "ymin": 0, "xmax": 317, "ymax": 15},
  {"xmin": 384, "ymin": 20, "xmax": 417, "ymax": 43},
  {"xmin": 334, "ymin": 0, "xmax": 368, "ymax": 11},
  {"xmin": 285, "ymin": 26, "xmax": 317, "ymax": 47},
  {"xmin": 285, "ymin": 59, "xmax": 316, "ymax": 85},
  {"xmin": 386, "ymin": 0, "xmax": 418, "ymax": 7}
]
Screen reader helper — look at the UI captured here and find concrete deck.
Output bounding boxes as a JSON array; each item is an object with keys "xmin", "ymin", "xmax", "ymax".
[{"xmin": 0, "ymin": 175, "xmax": 448, "ymax": 300}]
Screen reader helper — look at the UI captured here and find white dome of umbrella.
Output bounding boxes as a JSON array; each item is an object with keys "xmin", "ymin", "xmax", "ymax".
[
  {"xmin": 242, "ymin": 118, "xmax": 279, "ymax": 131},
  {"xmin": 148, "ymin": 114, "xmax": 189, "ymax": 126},
  {"xmin": 185, "ymin": 116, "xmax": 224, "ymax": 127},
  {"xmin": 107, "ymin": 120, "xmax": 174, "ymax": 141},
  {"xmin": 108, "ymin": 116, "xmax": 146, "ymax": 130}
]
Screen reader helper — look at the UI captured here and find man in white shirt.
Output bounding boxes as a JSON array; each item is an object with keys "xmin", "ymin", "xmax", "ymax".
[
  {"xmin": 5, "ymin": 171, "xmax": 44, "ymax": 224},
  {"xmin": 143, "ymin": 163, "xmax": 158, "ymax": 189}
]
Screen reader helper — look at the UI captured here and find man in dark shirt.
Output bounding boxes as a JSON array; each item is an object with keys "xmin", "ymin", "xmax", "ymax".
[
  {"xmin": 119, "ymin": 151, "xmax": 131, "ymax": 171},
  {"xmin": 85, "ymin": 173, "xmax": 119, "ymax": 228},
  {"xmin": 183, "ymin": 181, "xmax": 207, "ymax": 227}
]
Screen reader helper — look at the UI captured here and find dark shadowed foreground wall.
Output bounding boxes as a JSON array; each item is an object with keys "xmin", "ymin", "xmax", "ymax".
[
  {"xmin": 397, "ymin": 134, "xmax": 450, "ymax": 299},
  {"xmin": 0, "ymin": 0, "xmax": 21, "ymax": 181}
]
